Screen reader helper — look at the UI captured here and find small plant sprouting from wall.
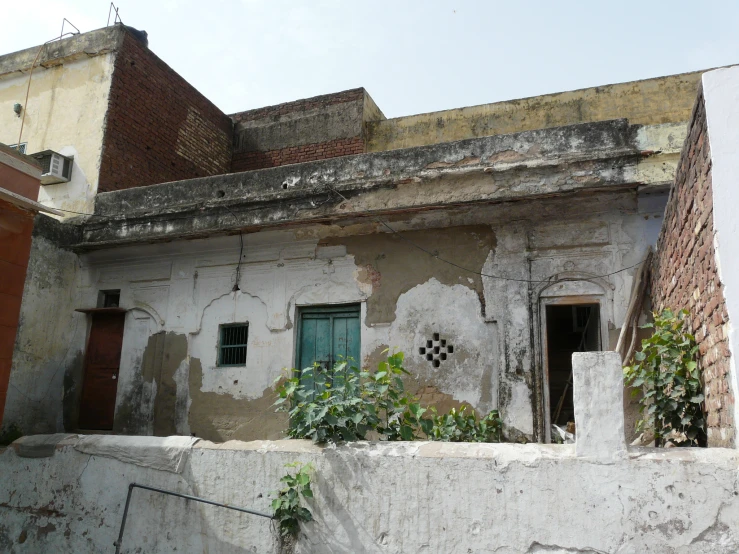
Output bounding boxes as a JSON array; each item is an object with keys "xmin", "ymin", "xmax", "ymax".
[
  {"xmin": 271, "ymin": 462, "xmax": 314, "ymax": 540},
  {"xmin": 274, "ymin": 351, "xmax": 504, "ymax": 444},
  {"xmin": 623, "ymin": 309, "xmax": 706, "ymax": 446}
]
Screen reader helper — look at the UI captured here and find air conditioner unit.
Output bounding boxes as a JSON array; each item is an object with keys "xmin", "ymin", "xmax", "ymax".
[{"xmin": 31, "ymin": 150, "xmax": 73, "ymax": 185}]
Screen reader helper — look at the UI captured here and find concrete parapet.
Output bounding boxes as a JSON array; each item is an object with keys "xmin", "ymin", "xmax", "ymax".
[
  {"xmin": 1, "ymin": 433, "xmax": 738, "ymax": 552},
  {"xmin": 573, "ymin": 351, "xmax": 627, "ymax": 460}
]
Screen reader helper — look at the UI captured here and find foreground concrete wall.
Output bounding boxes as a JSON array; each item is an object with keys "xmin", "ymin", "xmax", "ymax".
[
  {"xmin": 64, "ymin": 189, "xmax": 665, "ymax": 443},
  {"xmin": 0, "ymin": 436, "xmax": 737, "ymax": 553}
]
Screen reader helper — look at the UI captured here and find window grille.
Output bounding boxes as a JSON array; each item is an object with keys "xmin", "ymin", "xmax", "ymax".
[
  {"xmin": 218, "ymin": 324, "xmax": 248, "ymax": 366},
  {"xmin": 9, "ymin": 143, "xmax": 27, "ymax": 154}
]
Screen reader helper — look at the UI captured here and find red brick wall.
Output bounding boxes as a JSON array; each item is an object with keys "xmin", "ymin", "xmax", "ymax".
[
  {"xmin": 0, "ymin": 202, "xmax": 35, "ymax": 426},
  {"xmin": 232, "ymin": 137, "xmax": 364, "ymax": 172},
  {"xmin": 98, "ymin": 31, "xmax": 233, "ymax": 193},
  {"xmin": 231, "ymin": 89, "xmax": 367, "ymax": 172},
  {"xmin": 651, "ymin": 89, "xmax": 734, "ymax": 447}
]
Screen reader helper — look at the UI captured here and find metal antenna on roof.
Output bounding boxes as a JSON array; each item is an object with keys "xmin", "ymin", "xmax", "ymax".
[
  {"xmin": 60, "ymin": 19, "xmax": 80, "ymax": 41},
  {"xmin": 108, "ymin": 3, "xmax": 123, "ymax": 26}
]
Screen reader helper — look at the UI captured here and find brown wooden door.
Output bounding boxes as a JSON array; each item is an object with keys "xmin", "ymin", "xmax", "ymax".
[{"xmin": 78, "ymin": 312, "xmax": 125, "ymax": 429}]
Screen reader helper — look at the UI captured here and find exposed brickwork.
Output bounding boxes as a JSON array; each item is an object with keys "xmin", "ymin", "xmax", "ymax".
[
  {"xmin": 230, "ymin": 89, "xmax": 364, "ymax": 124},
  {"xmin": 230, "ymin": 89, "xmax": 367, "ymax": 172},
  {"xmin": 651, "ymin": 88, "xmax": 735, "ymax": 447},
  {"xmin": 98, "ymin": 31, "xmax": 233, "ymax": 193},
  {"xmin": 232, "ymin": 136, "xmax": 365, "ymax": 172}
]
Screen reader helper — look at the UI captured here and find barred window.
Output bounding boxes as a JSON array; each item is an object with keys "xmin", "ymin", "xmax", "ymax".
[{"xmin": 218, "ymin": 324, "xmax": 248, "ymax": 366}]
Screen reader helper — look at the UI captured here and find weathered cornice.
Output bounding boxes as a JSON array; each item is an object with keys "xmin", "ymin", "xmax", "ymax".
[
  {"xmin": 0, "ymin": 25, "xmax": 145, "ymax": 79},
  {"xmin": 77, "ymin": 119, "xmax": 650, "ymax": 250}
]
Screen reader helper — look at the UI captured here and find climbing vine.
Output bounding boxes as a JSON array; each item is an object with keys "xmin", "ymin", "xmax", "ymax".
[
  {"xmin": 274, "ymin": 351, "xmax": 504, "ymax": 444},
  {"xmin": 623, "ymin": 309, "xmax": 706, "ymax": 446}
]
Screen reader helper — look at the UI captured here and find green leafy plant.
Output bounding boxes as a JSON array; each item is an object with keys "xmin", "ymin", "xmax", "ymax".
[
  {"xmin": 274, "ymin": 351, "xmax": 418, "ymax": 443},
  {"xmin": 275, "ymin": 351, "xmax": 506, "ymax": 444},
  {"xmin": 623, "ymin": 309, "xmax": 705, "ymax": 446},
  {"xmin": 422, "ymin": 406, "xmax": 503, "ymax": 442},
  {"xmin": 271, "ymin": 462, "xmax": 314, "ymax": 538}
]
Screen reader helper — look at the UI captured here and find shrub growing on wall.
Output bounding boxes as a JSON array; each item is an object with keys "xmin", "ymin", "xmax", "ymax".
[
  {"xmin": 623, "ymin": 309, "xmax": 706, "ymax": 446},
  {"xmin": 274, "ymin": 351, "xmax": 504, "ymax": 444}
]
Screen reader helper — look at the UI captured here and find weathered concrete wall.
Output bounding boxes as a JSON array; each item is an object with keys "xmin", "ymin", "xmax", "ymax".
[
  {"xmin": 651, "ymin": 88, "xmax": 734, "ymax": 447},
  {"xmin": 366, "ymin": 70, "xmax": 704, "ymax": 152},
  {"xmin": 66, "ymin": 186, "xmax": 665, "ymax": 443},
  {"xmin": 0, "ymin": 31, "xmax": 119, "ymax": 214},
  {"xmin": 0, "ymin": 215, "xmax": 85, "ymax": 441},
  {"xmin": 0, "ymin": 435, "xmax": 737, "ymax": 553}
]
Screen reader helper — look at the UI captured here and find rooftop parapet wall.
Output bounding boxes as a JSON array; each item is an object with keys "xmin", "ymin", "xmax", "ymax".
[
  {"xmin": 367, "ymin": 70, "xmax": 705, "ymax": 152},
  {"xmin": 82, "ymin": 119, "xmax": 656, "ymax": 249},
  {"xmin": 230, "ymin": 88, "xmax": 385, "ymax": 172},
  {"xmin": 1, "ymin": 353, "xmax": 738, "ymax": 552}
]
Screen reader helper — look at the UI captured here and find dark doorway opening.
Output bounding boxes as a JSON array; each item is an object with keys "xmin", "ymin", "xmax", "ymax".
[{"xmin": 546, "ymin": 304, "xmax": 601, "ymax": 427}]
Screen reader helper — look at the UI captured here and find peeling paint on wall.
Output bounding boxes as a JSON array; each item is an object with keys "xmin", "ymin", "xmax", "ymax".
[
  {"xmin": 322, "ymin": 225, "xmax": 495, "ymax": 325},
  {"xmin": 187, "ymin": 358, "xmax": 287, "ymax": 442}
]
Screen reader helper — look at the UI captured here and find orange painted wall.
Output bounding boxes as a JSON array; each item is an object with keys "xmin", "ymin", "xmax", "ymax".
[
  {"xmin": 0, "ymin": 163, "xmax": 40, "ymax": 201},
  {"xmin": 0, "ymin": 200, "xmax": 37, "ymax": 427}
]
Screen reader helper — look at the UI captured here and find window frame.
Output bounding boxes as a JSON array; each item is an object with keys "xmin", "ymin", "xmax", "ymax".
[{"xmin": 217, "ymin": 323, "xmax": 249, "ymax": 367}]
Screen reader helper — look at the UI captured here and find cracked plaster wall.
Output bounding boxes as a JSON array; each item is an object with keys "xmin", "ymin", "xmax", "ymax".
[{"xmin": 58, "ymin": 188, "xmax": 666, "ymax": 443}]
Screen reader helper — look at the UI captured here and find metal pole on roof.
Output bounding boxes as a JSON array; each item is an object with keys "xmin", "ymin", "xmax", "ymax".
[{"xmin": 108, "ymin": 3, "xmax": 123, "ymax": 26}]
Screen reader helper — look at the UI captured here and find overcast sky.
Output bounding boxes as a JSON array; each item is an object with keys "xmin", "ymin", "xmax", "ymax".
[{"xmin": 3, "ymin": 1, "xmax": 738, "ymax": 118}]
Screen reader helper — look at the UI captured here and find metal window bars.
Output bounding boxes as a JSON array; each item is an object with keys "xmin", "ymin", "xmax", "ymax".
[{"xmin": 219, "ymin": 324, "xmax": 248, "ymax": 366}]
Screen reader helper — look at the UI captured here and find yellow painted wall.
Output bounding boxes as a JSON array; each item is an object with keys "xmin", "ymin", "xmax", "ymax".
[
  {"xmin": 367, "ymin": 71, "xmax": 704, "ymax": 152},
  {"xmin": 0, "ymin": 53, "xmax": 116, "ymax": 216}
]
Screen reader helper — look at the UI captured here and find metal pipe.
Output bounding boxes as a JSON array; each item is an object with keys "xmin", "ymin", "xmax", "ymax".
[{"xmin": 113, "ymin": 482, "xmax": 273, "ymax": 553}]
